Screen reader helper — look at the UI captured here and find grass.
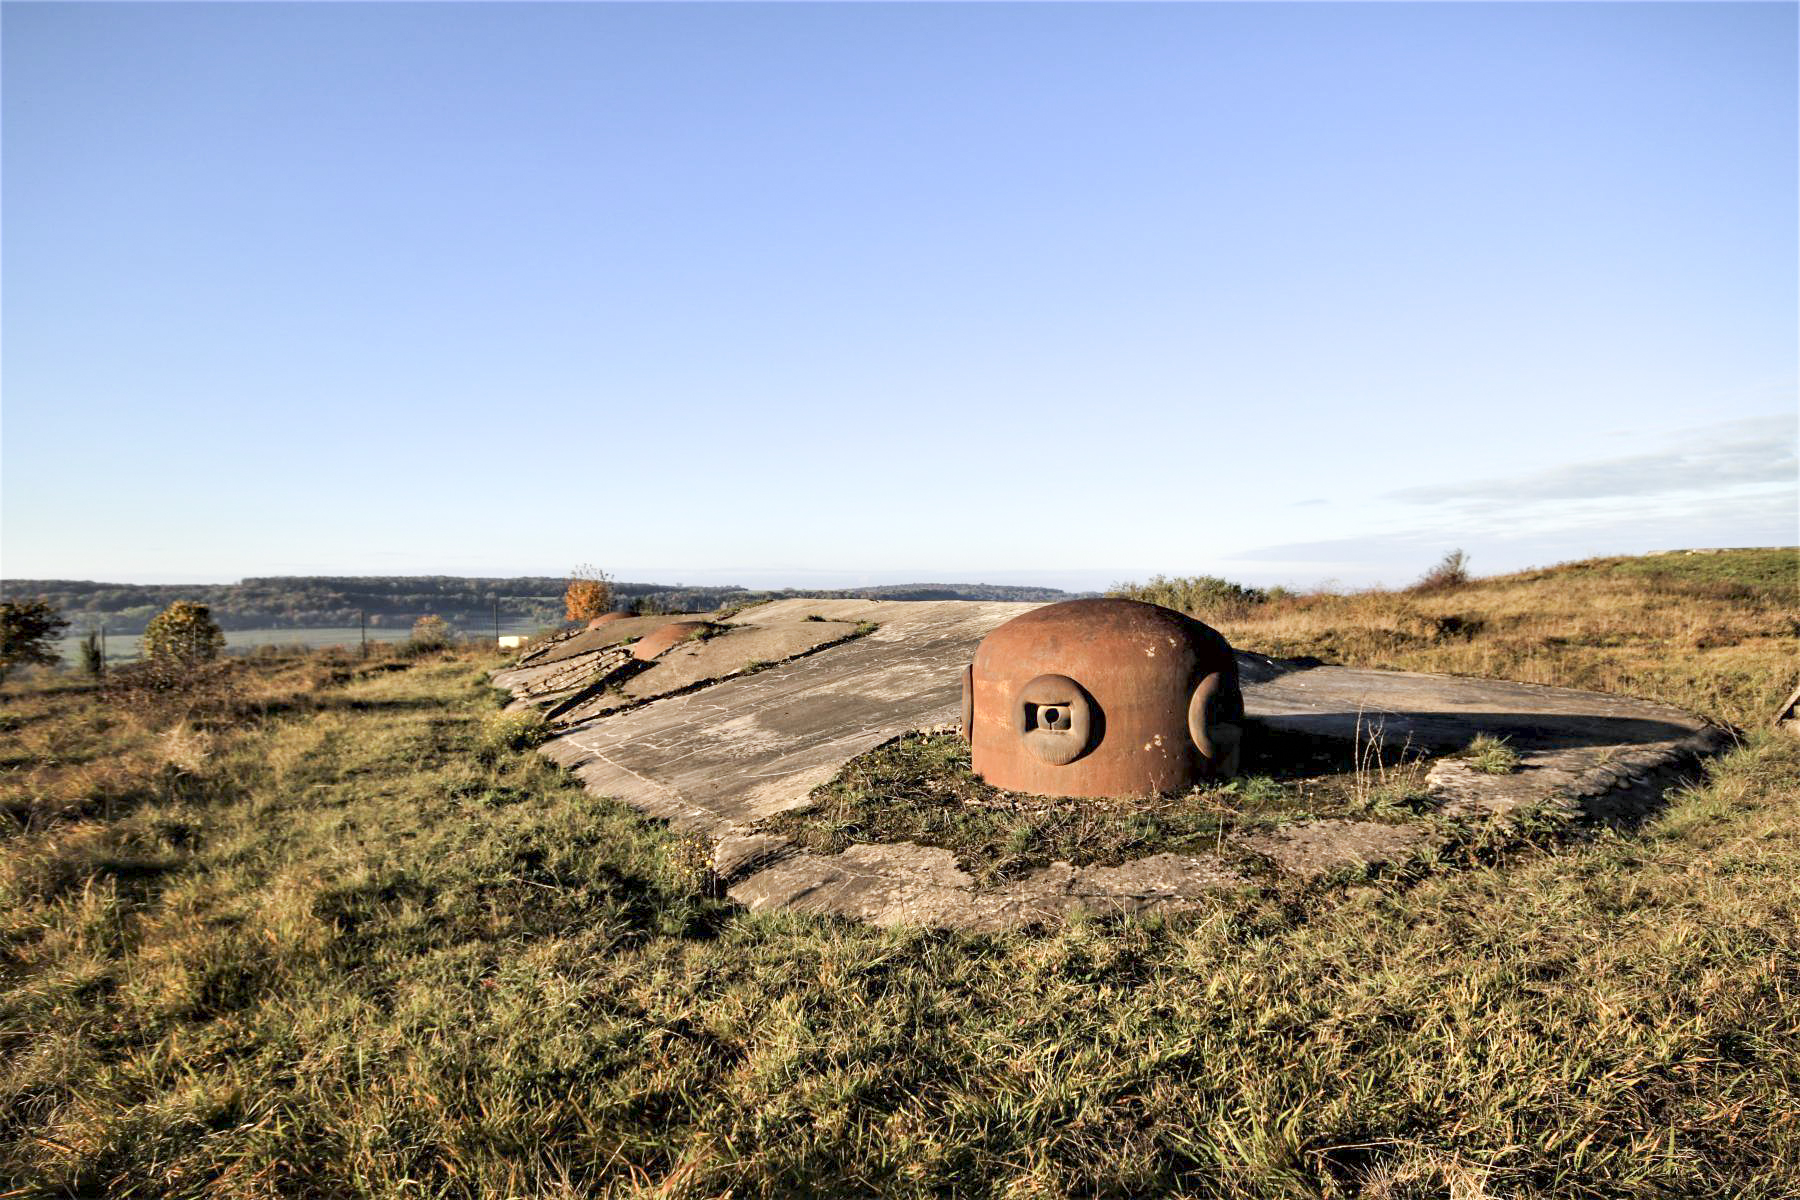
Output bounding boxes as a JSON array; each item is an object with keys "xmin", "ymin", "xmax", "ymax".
[
  {"xmin": 2, "ymin": 548, "xmax": 1798, "ymax": 1197},
  {"xmin": 1115, "ymin": 547, "xmax": 1797, "ymax": 730},
  {"xmin": 1462, "ymin": 734, "xmax": 1522, "ymax": 775}
]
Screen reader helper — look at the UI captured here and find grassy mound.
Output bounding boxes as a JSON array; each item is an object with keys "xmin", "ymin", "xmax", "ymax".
[{"xmin": 1115, "ymin": 547, "xmax": 1796, "ymax": 729}]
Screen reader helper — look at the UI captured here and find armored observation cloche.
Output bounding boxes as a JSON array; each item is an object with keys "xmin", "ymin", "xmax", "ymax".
[
  {"xmin": 963, "ymin": 598, "xmax": 1243, "ymax": 798},
  {"xmin": 631, "ymin": 621, "xmax": 712, "ymax": 661}
]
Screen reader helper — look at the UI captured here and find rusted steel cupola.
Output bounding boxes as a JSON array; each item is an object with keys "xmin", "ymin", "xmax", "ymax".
[
  {"xmin": 963, "ymin": 598, "xmax": 1243, "ymax": 798},
  {"xmin": 631, "ymin": 621, "xmax": 713, "ymax": 661}
]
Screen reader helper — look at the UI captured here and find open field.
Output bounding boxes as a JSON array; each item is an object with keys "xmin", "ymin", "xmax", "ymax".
[
  {"xmin": 51, "ymin": 622, "xmax": 551, "ymax": 666},
  {"xmin": 3, "ymin": 549, "xmax": 1797, "ymax": 1197}
]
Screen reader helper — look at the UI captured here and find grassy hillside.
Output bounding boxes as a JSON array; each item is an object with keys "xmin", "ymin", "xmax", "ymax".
[
  {"xmin": 1116, "ymin": 548, "xmax": 1797, "ymax": 729},
  {"xmin": 3, "ymin": 550, "xmax": 1797, "ymax": 1197}
]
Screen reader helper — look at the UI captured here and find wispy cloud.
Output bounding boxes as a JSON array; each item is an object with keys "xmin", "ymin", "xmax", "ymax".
[
  {"xmin": 1222, "ymin": 414, "xmax": 1797, "ymax": 583},
  {"xmin": 1236, "ymin": 488, "xmax": 1796, "ymax": 561},
  {"xmin": 1384, "ymin": 415, "xmax": 1796, "ymax": 510}
]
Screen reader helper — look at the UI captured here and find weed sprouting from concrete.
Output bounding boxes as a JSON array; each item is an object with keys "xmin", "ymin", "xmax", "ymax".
[{"xmin": 1463, "ymin": 733, "xmax": 1522, "ymax": 775}]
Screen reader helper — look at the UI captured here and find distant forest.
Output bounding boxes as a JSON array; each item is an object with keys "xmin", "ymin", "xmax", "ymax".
[{"xmin": 1, "ymin": 576, "xmax": 1082, "ymax": 635}]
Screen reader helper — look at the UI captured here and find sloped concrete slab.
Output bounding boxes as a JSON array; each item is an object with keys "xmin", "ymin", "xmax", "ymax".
[
  {"xmin": 493, "ymin": 613, "xmax": 717, "ymax": 691},
  {"xmin": 536, "ymin": 599, "xmax": 1035, "ymax": 830},
  {"xmin": 1241, "ymin": 663, "xmax": 1726, "ymax": 821},
  {"xmin": 1244, "ymin": 663, "xmax": 1710, "ymax": 754},
  {"xmin": 550, "ymin": 619, "xmax": 865, "ymax": 724}
]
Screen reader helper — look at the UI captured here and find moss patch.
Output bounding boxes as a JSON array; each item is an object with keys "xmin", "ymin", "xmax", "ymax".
[{"xmin": 762, "ymin": 727, "xmax": 1434, "ymax": 886}]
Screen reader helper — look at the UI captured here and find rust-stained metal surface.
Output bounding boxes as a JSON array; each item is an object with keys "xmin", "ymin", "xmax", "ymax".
[
  {"xmin": 630, "ymin": 621, "xmax": 714, "ymax": 662},
  {"xmin": 968, "ymin": 598, "xmax": 1242, "ymax": 798},
  {"xmin": 587, "ymin": 612, "xmax": 631, "ymax": 627}
]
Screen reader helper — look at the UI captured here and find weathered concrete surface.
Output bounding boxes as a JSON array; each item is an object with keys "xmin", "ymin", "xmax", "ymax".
[
  {"xmin": 493, "ymin": 613, "xmax": 717, "ymax": 692},
  {"xmin": 545, "ymin": 619, "xmax": 865, "ymax": 725},
  {"xmin": 536, "ymin": 599, "xmax": 1035, "ymax": 830},
  {"xmin": 504, "ymin": 644, "xmax": 636, "ymax": 712},
  {"xmin": 1243, "ymin": 662, "xmax": 1727, "ymax": 823},
  {"xmin": 1224, "ymin": 662, "xmax": 1727, "ymax": 878},
  {"xmin": 629, "ymin": 621, "xmax": 717, "ymax": 663},
  {"xmin": 494, "ymin": 600, "xmax": 1728, "ymax": 930},
  {"xmin": 1235, "ymin": 820, "xmax": 1432, "ymax": 882},
  {"xmin": 625, "ymin": 620, "xmax": 860, "ymax": 700},
  {"xmin": 1244, "ymin": 661, "xmax": 1711, "ymax": 755},
  {"xmin": 723, "ymin": 842, "xmax": 1248, "ymax": 933}
]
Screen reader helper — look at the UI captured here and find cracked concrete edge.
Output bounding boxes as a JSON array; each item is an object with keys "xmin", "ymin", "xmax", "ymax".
[
  {"xmin": 1424, "ymin": 724, "xmax": 1731, "ymax": 821},
  {"xmin": 1238, "ymin": 725, "xmax": 1735, "ymax": 883},
  {"xmin": 507, "ymin": 626, "xmax": 581, "ymax": 668},
  {"xmin": 547, "ymin": 622, "xmax": 878, "ymax": 730},
  {"xmin": 1231, "ymin": 820, "xmax": 1434, "ymax": 883},
  {"xmin": 504, "ymin": 646, "xmax": 640, "ymax": 709},
  {"xmin": 492, "ymin": 613, "xmax": 734, "ymax": 691},
  {"xmin": 722, "ymin": 839, "xmax": 1247, "ymax": 933}
]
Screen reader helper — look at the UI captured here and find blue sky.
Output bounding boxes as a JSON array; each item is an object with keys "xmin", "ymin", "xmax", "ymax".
[{"xmin": 3, "ymin": 2, "xmax": 1794, "ymax": 590}]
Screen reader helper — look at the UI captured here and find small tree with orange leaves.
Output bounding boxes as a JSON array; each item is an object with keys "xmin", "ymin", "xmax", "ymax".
[{"xmin": 564, "ymin": 563, "xmax": 614, "ymax": 622}]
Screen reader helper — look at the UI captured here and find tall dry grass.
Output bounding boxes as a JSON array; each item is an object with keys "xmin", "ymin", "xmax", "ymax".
[{"xmin": 1117, "ymin": 549, "xmax": 1797, "ymax": 728}]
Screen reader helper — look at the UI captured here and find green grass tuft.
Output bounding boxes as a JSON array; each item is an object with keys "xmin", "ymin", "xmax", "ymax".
[{"xmin": 1462, "ymin": 732, "xmax": 1522, "ymax": 775}]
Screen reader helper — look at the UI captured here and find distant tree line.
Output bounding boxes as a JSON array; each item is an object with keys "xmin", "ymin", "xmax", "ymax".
[{"xmin": 2, "ymin": 577, "xmax": 1084, "ymax": 635}]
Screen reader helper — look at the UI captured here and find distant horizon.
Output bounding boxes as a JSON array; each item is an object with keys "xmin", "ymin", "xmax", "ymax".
[{"xmin": 5, "ymin": 541, "xmax": 1791, "ymax": 597}]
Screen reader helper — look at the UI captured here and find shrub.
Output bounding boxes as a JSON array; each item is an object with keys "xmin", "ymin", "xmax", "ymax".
[
  {"xmin": 474, "ymin": 709, "xmax": 550, "ymax": 764},
  {"xmin": 657, "ymin": 830, "xmax": 721, "ymax": 898},
  {"xmin": 141, "ymin": 602, "xmax": 225, "ymax": 667},
  {"xmin": 1109, "ymin": 575, "xmax": 1268, "ymax": 617},
  {"xmin": 78, "ymin": 631, "xmax": 104, "ymax": 678},
  {"xmin": 564, "ymin": 563, "xmax": 614, "ymax": 622},
  {"xmin": 1412, "ymin": 549, "xmax": 1472, "ymax": 592},
  {"xmin": 104, "ymin": 656, "xmax": 241, "ymax": 722},
  {"xmin": 410, "ymin": 615, "xmax": 452, "ymax": 651},
  {"xmin": 0, "ymin": 597, "xmax": 70, "ymax": 681}
]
